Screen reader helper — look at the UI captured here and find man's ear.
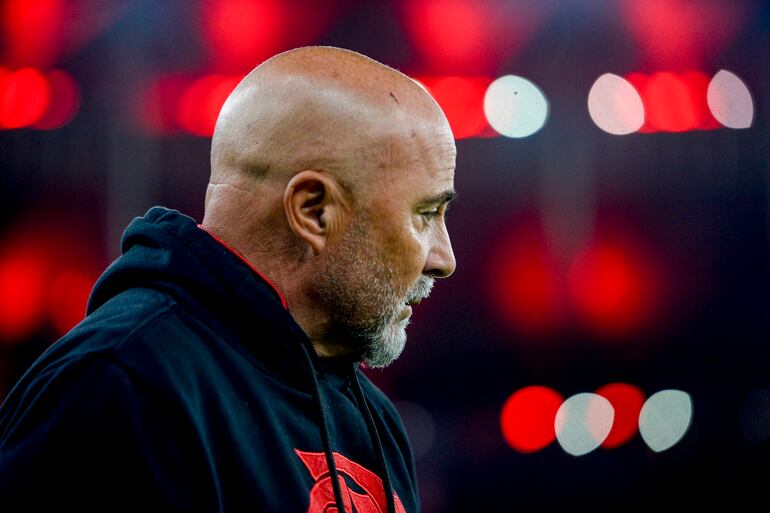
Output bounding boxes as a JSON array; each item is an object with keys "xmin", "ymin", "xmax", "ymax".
[{"xmin": 283, "ymin": 170, "xmax": 350, "ymax": 255}]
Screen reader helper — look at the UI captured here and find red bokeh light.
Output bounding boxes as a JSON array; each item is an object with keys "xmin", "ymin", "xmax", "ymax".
[
  {"xmin": 0, "ymin": 249, "xmax": 50, "ymax": 341},
  {"xmin": 568, "ymin": 240, "xmax": 658, "ymax": 337},
  {"xmin": 595, "ymin": 383, "xmax": 646, "ymax": 448},
  {"xmin": 626, "ymin": 70, "xmax": 718, "ymax": 133},
  {"xmin": 2, "ymin": 0, "xmax": 64, "ymax": 68},
  {"xmin": 201, "ymin": 0, "xmax": 286, "ymax": 72},
  {"xmin": 490, "ymin": 223, "xmax": 562, "ymax": 337},
  {"xmin": 643, "ymin": 72, "xmax": 697, "ymax": 132},
  {"xmin": 0, "ymin": 67, "xmax": 51, "ymax": 128},
  {"xmin": 48, "ymin": 269, "xmax": 96, "ymax": 336},
  {"xmin": 680, "ymin": 70, "xmax": 720, "ymax": 130},
  {"xmin": 405, "ymin": 0, "xmax": 489, "ymax": 71},
  {"xmin": 621, "ymin": 0, "xmax": 747, "ymax": 70},
  {"xmin": 176, "ymin": 75, "xmax": 241, "ymax": 137},
  {"xmin": 404, "ymin": 0, "xmax": 550, "ymax": 74},
  {"xmin": 0, "ymin": 213, "xmax": 101, "ymax": 343},
  {"xmin": 136, "ymin": 75, "xmax": 191, "ymax": 135},
  {"xmin": 501, "ymin": 386, "xmax": 563, "ymax": 453},
  {"xmin": 418, "ymin": 76, "xmax": 491, "ymax": 139},
  {"xmin": 34, "ymin": 69, "xmax": 81, "ymax": 129}
]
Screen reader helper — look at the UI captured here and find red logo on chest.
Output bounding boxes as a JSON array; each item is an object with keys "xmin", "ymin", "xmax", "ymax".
[{"xmin": 295, "ymin": 449, "xmax": 407, "ymax": 513}]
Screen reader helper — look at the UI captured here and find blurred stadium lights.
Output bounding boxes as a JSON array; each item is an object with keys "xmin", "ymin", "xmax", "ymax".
[
  {"xmin": 2, "ymin": 0, "xmax": 123, "ymax": 69},
  {"xmin": 177, "ymin": 74, "xmax": 241, "ymax": 137},
  {"xmin": 137, "ymin": 73, "xmax": 243, "ymax": 136},
  {"xmin": 47, "ymin": 269, "xmax": 97, "ymax": 336},
  {"xmin": 567, "ymin": 239, "xmax": 661, "ymax": 338},
  {"xmin": 707, "ymin": 69, "xmax": 754, "ymax": 129},
  {"xmin": 402, "ymin": 0, "xmax": 550, "ymax": 74},
  {"xmin": 589, "ymin": 69, "xmax": 751, "ymax": 135},
  {"xmin": 500, "ymin": 385, "xmax": 564, "ymax": 453},
  {"xmin": 0, "ymin": 216, "xmax": 99, "ymax": 343},
  {"xmin": 595, "ymin": 383, "xmax": 646, "ymax": 449},
  {"xmin": 555, "ymin": 392, "xmax": 614, "ymax": 457},
  {"xmin": 2, "ymin": 0, "xmax": 65, "ymax": 68},
  {"xmin": 0, "ymin": 67, "xmax": 80, "ymax": 130},
  {"xmin": 489, "ymin": 220, "xmax": 563, "ymax": 338},
  {"xmin": 417, "ymin": 76, "xmax": 493, "ymax": 139},
  {"xmin": 587, "ymin": 73, "xmax": 645, "ymax": 135},
  {"xmin": 490, "ymin": 219, "xmax": 666, "ymax": 339},
  {"xmin": 199, "ymin": 0, "xmax": 339, "ymax": 73},
  {"xmin": 0, "ymin": 246, "xmax": 50, "ymax": 341},
  {"xmin": 619, "ymin": 0, "xmax": 748, "ymax": 70},
  {"xmin": 502, "ymin": 385, "xmax": 692, "ymax": 455},
  {"xmin": 638, "ymin": 389, "xmax": 693, "ymax": 453},
  {"xmin": 200, "ymin": 0, "xmax": 286, "ymax": 73},
  {"xmin": 484, "ymin": 75, "xmax": 549, "ymax": 138}
]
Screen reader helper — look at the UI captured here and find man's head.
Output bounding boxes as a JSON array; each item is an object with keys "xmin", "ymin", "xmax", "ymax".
[{"xmin": 203, "ymin": 46, "xmax": 457, "ymax": 367}]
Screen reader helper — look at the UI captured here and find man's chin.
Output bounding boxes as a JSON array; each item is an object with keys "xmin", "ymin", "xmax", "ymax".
[{"xmin": 361, "ymin": 325, "xmax": 407, "ymax": 369}]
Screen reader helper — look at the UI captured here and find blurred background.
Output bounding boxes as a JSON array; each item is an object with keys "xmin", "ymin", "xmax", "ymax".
[{"xmin": 0, "ymin": 0, "xmax": 768, "ymax": 510}]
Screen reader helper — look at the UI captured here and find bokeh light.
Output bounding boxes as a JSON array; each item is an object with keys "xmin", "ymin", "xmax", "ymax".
[
  {"xmin": 638, "ymin": 389, "xmax": 693, "ymax": 452},
  {"xmin": 484, "ymin": 75, "xmax": 548, "ymax": 138},
  {"xmin": 567, "ymin": 240, "xmax": 658, "ymax": 338},
  {"xmin": 0, "ymin": 248, "xmax": 50, "ymax": 341},
  {"xmin": 34, "ymin": 69, "xmax": 81, "ymax": 129},
  {"xmin": 2, "ymin": 0, "xmax": 64, "ymax": 68},
  {"xmin": 595, "ymin": 383, "xmax": 646, "ymax": 448},
  {"xmin": 0, "ymin": 67, "xmax": 51, "ymax": 129},
  {"xmin": 48, "ymin": 269, "xmax": 96, "ymax": 336},
  {"xmin": 490, "ymin": 223, "xmax": 562, "ymax": 337},
  {"xmin": 501, "ymin": 386, "xmax": 563, "ymax": 453},
  {"xmin": 555, "ymin": 393, "xmax": 614, "ymax": 456},
  {"xmin": 404, "ymin": 0, "xmax": 490, "ymax": 72},
  {"xmin": 643, "ymin": 72, "xmax": 698, "ymax": 132},
  {"xmin": 707, "ymin": 69, "xmax": 753, "ymax": 129},
  {"xmin": 176, "ymin": 75, "xmax": 242, "ymax": 137},
  {"xmin": 418, "ymin": 76, "xmax": 491, "ymax": 139},
  {"xmin": 200, "ymin": 0, "xmax": 285, "ymax": 72},
  {"xmin": 587, "ymin": 73, "xmax": 645, "ymax": 135}
]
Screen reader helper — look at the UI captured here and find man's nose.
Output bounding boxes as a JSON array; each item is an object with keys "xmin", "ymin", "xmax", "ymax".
[{"xmin": 424, "ymin": 225, "xmax": 456, "ymax": 278}]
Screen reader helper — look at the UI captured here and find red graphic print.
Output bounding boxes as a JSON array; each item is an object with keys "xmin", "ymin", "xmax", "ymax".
[{"xmin": 295, "ymin": 449, "xmax": 407, "ymax": 513}]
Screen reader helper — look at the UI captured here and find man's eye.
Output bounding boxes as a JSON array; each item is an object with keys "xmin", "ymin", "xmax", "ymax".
[{"xmin": 421, "ymin": 209, "xmax": 440, "ymax": 219}]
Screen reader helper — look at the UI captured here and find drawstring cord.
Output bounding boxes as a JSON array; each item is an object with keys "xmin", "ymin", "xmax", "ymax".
[
  {"xmin": 350, "ymin": 365, "xmax": 397, "ymax": 513},
  {"xmin": 298, "ymin": 342, "xmax": 347, "ymax": 513}
]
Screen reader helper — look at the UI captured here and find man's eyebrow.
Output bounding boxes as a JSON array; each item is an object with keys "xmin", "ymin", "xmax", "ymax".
[{"xmin": 418, "ymin": 190, "xmax": 458, "ymax": 206}]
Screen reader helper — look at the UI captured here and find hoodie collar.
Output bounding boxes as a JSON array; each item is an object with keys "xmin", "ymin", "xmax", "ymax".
[{"xmin": 87, "ymin": 206, "xmax": 317, "ymax": 389}]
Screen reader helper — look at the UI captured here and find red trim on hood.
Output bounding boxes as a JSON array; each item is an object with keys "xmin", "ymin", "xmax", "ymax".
[{"xmin": 197, "ymin": 224, "xmax": 288, "ymax": 309}]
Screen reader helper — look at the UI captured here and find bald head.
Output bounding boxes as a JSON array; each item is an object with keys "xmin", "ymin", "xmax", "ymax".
[{"xmin": 209, "ymin": 46, "xmax": 452, "ymax": 197}]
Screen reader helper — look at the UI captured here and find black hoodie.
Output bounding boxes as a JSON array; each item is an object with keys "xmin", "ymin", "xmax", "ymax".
[{"xmin": 0, "ymin": 207, "xmax": 418, "ymax": 513}]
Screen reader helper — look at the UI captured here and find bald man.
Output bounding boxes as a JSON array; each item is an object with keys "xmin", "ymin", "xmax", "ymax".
[{"xmin": 0, "ymin": 47, "xmax": 456, "ymax": 513}]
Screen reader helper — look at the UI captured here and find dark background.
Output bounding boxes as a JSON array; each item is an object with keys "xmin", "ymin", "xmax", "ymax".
[{"xmin": 1, "ymin": 0, "xmax": 768, "ymax": 511}]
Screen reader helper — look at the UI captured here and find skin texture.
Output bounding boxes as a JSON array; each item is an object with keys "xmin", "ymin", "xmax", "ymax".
[{"xmin": 202, "ymin": 46, "xmax": 456, "ymax": 367}]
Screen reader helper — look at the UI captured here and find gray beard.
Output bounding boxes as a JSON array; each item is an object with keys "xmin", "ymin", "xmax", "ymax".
[{"xmin": 313, "ymin": 218, "xmax": 434, "ymax": 368}]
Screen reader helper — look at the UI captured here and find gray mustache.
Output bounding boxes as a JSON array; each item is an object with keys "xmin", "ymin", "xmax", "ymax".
[{"xmin": 406, "ymin": 276, "xmax": 435, "ymax": 303}]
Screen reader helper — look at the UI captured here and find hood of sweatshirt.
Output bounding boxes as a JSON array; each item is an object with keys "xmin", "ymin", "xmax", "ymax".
[
  {"xmin": 84, "ymin": 206, "xmax": 397, "ymax": 513},
  {"xmin": 87, "ymin": 206, "xmax": 320, "ymax": 390}
]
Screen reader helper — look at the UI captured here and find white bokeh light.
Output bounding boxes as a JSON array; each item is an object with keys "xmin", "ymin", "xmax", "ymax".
[
  {"xmin": 484, "ymin": 75, "xmax": 548, "ymax": 138},
  {"xmin": 554, "ymin": 393, "xmax": 614, "ymax": 456},
  {"xmin": 587, "ymin": 73, "xmax": 645, "ymax": 135},
  {"xmin": 638, "ymin": 389, "xmax": 693, "ymax": 452},
  {"xmin": 707, "ymin": 69, "xmax": 753, "ymax": 129}
]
